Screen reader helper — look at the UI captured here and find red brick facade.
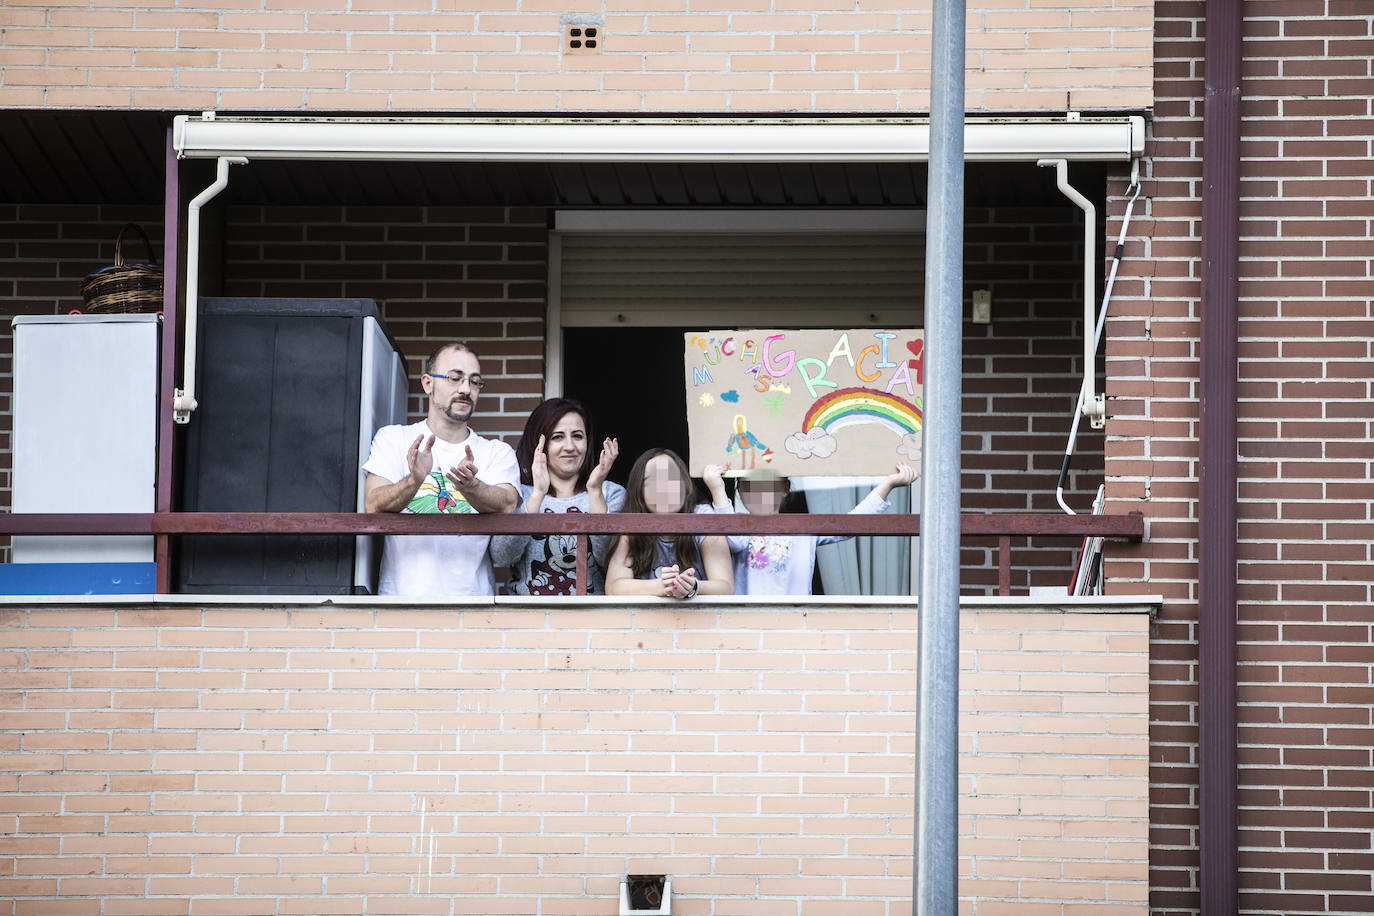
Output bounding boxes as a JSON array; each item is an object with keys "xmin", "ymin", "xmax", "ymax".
[{"xmin": 1106, "ymin": 2, "xmax": 1374, "ymax": 912}]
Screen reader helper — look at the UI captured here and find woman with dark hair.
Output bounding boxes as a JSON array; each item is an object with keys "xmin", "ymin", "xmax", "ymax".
[
  {"xmin": 490, "ymin": 398, "xmax": 623, "ymax": 595},
  {"xmin": 604, "ymin": 448, "xmax": 733, "ymax": 599}
]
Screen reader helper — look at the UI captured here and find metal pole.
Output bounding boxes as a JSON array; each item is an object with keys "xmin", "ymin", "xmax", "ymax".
[{"xmin": 914, "ymin": 0, "xmax": 965, "ymax": 910}]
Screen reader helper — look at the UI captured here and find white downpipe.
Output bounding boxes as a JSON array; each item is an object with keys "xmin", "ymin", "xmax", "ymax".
[
  {"xmin": 1038, "ymin": 158, "xmax": 1103, "ymax": 429},
  {"xmin": 173, "ymin": 156, "xmax": 246, "ymax": 424},
  {"xmin": 1055, "ymin": 165, "xmax": 1142, "ymax": 514}
]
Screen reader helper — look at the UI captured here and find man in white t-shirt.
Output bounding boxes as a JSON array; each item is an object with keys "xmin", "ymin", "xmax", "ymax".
[{"xmin": 363, "ymin": 342, "xmax": 519, "ymax": 596}]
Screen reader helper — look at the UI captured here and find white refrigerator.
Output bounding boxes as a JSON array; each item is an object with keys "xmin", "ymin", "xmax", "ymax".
[{"xmin": 8, "ymin": 314, "xmax": 159, "ymax": 589}]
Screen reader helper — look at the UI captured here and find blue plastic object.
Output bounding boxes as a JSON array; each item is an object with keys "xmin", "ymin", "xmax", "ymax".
[{"xmin": 0, "ymin": 563, "xmax": 157, "ymax": 595}]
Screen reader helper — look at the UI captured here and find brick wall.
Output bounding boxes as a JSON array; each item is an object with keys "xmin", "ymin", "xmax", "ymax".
[
  {"xmin": 221, "ymin": 204, "xmax": 550, "ymax": 440},
  {"xmin": 0, "ymin": 0, "xmax": 1153, "ymax": 114},
  {"xmin": 1107, "ymin": 1, "xmax": 1374, "ymax": 912},
  {"xmin": 0, "ymin": 599, "xmax": 1151, "ymax": 914}
]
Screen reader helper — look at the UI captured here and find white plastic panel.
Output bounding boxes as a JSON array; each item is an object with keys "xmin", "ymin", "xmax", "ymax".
[{"xmin": 11, "ymin": 315, "xmax": 159, "ymax": 563}]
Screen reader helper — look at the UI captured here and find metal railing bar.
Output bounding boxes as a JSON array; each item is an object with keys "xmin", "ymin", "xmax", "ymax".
[
  {"xmin": 0, "ymin": 514, "xmax": 157, "ymax": 535},
  {"xmin": 998, "ymin": 535, "xmax": 1012, "ymax": 596},
  {"xmin": 575, "ymin": 534, "xmax": 589, "ymax": 597},
  {"xmin": 0, "ymin": 511, "xmax": 1144, "ymax": 539}
]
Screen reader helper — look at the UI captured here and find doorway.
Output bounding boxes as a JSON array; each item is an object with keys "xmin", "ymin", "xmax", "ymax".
[{"xmin": 562, "ymin": 326, "xmax": 691, "ymax": 490}]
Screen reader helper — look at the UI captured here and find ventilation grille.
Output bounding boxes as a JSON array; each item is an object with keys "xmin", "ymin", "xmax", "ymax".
[{"xmin": 565, "ymin": 24, "xmax": 601, "ymax": 54}]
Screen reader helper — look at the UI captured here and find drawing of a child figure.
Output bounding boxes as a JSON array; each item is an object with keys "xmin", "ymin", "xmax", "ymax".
[{"xmin": 724, "ymin": 414, "xmax": 772, "ymax": 470}]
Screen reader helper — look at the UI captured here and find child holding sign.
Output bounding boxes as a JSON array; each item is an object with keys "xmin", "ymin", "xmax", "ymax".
[{"xmin": 703, "ymin": 464, "xmax": 916, "ymax": 596}]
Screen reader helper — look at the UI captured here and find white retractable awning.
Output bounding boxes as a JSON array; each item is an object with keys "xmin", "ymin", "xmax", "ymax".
[{"xmin": 173, "ymin": 113, "xmax": 1144, "ymax": 163}]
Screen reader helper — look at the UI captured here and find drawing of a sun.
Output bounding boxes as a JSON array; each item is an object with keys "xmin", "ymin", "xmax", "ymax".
[{"xmin": 699, "ymin": 392, "xmax": 715, "ymax": 407}]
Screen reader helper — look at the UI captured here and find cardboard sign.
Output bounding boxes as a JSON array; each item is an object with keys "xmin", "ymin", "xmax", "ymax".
[{"xmin": 684, "ymin": 329, "xmax": 924, "ymax": 478}]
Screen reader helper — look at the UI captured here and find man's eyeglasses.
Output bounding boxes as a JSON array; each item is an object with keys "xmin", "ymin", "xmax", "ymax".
[{"xmin": 427, "ymin": 372, "xmax": 485, "ymax": 391}]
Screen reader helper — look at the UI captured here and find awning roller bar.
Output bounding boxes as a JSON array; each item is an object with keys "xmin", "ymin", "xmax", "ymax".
[{"xmin": 173, "ymin": 113, "xmax": 1144, "ymax": 163}]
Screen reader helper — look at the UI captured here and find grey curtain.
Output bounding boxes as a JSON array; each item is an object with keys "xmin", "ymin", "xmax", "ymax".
[{"xmin": 800, "ymin": 478, "xmax": 918, "ymax": 596}]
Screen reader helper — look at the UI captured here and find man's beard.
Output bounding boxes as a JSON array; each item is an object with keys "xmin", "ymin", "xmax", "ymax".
[{"xmin": 439, "ymin": 396, "xmax": 473, "ymax": 423}]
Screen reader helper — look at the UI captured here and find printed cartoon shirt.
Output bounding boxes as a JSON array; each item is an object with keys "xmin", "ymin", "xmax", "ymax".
[
  {"xmin": 490, "ymin": 481, "xmax": 627, "ymax": 596},
  {"xmin": 703, "ymin": 488, "xmax": 891, "ymax": 596},
  {"xmin": 406, "ymin": 467, "xmax": 475, "ymax": 515}
]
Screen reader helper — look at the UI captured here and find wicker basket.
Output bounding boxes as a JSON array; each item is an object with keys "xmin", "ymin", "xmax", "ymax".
[{"xmin": 80, "ymin": 223, "xmax": 164, "ymax": 314}]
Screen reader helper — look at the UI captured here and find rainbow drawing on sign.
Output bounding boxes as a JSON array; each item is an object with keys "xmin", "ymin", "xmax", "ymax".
[{"xmin": 802, "ymin": 387, "xmax": 922, "ymax": 437}]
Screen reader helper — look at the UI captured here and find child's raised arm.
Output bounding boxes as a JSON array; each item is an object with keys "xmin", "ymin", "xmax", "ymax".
[
  {"xmin": 873, "ymin": 462, "xmax": 918, "ymax": 501},
  {"xmin": 812, "ymin": 463, "xmax": 918, "ymax": 549},
  {"xmin": 701, "ymin": 463, "xmax": 730, "ymax": 509}
]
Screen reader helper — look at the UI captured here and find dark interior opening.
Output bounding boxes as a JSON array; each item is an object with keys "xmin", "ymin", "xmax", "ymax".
[{"xmin": 562, "ymin": 326, "xmax": 692, "ymax": 492}]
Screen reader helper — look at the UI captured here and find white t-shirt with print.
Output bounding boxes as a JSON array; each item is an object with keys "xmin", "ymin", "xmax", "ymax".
[
  {"xmin": 704, "ymin": 488, "xmax": 891, "ymax": 596},
  {"xmin": 363, "ymin": 420, "xmax": 519, "ymax": 597}
]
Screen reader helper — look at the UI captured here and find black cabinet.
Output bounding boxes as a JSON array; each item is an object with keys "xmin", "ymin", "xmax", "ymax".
[{"xmin": 176, "ymin": 298, "xmax": 406, "ymax": 594}]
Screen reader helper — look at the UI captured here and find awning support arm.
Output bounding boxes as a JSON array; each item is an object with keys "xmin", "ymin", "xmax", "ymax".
[{"xmin": 174, "ymin": 156, "xmax": 246, "ymax": 424}]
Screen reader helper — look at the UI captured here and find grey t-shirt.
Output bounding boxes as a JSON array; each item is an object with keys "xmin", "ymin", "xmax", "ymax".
[
  {"xmin": 490, "ymin": 481, "xmax": 626, "ymax": 596},
  {"xmin": 647, "ymin": 534, "xmax": 708, "ymax": 581}
]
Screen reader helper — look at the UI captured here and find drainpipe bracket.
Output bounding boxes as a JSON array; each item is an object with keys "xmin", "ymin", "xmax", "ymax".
[
  {"xmin": 1084, "ymin": 395, "xmax": 1105, "ymax": 429},
  {"xmin": 173, "ymin": 389, "xmax": 197, "ymax": 425}
]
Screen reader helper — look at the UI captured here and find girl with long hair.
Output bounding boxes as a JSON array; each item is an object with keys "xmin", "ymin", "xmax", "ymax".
[
  {"xmin": 604, "ymin": 448, "xmax": 734, "ymax": 598},
  {"xmin": 490, "ymin": 398, "xmax": 622, "ymax": 595}
]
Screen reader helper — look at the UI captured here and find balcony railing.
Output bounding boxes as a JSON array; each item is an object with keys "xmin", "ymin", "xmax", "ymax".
[{"xmin": 0, "ymin": 511, "xmax": 1144, "ymax": 597}]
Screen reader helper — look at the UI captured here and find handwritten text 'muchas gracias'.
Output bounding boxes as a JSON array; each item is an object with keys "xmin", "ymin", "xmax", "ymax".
[{"xmin": 690, "ymin": 331, "xmax": 924, "ymax": 399}]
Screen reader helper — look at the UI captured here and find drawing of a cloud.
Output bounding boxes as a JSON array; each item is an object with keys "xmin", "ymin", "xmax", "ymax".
[
  {"xmin": 785, "ymin": 429, "xmax": 838, "ymax": 460},
  {"xmin": 720, "ymin": 390, "xmax": 740, "ymax": 403},
  {"xmin": 898, "ymin": 434, "xmax": 923, "ymax": 460}
]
